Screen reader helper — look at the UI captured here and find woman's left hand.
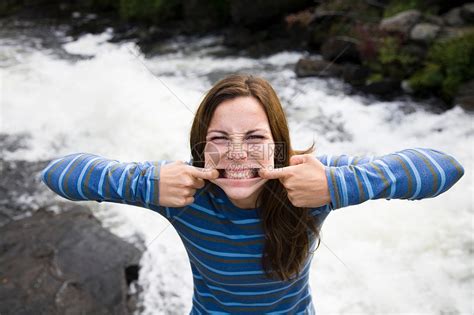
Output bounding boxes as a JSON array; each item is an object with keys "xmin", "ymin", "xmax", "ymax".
[{"xmin": 258, "ymin": 154, "xmax": 331, "ymax": 208}]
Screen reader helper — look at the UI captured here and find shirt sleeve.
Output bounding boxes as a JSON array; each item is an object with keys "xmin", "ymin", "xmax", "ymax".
[
  {"xmin": 317, "ymin": 147, "xmax": 465, "ymax": 211},
  {"xmin": 315, "ymin": 153, "xmax": 379, "ymax": 167},
  {"xmin": 40, "ymin": 152, "xmax": 175, "ymax": 220}
]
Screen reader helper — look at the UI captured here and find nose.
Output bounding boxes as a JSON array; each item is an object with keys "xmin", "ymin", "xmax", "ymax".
[{"xmin": 226, "ymin": 142, "xmax": 248, "ymax": 160}]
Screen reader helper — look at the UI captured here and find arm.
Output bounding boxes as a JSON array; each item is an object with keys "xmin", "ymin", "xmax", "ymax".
[
  {"xmin": 40, "ymin": 152, "xmax": 176, "ymax": 219},
  {"xmin": 316, "ymin": 153, "xmax": 378, "ymax": 167},
  {"xmin": 319, "ymin": 148, "xmax": 465, "ymax": 210}
]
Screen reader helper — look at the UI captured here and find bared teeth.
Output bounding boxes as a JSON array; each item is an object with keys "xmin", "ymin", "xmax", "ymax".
[{"xmin": 217, "ymin": 168, "xmax": 259, "ymax": 179}]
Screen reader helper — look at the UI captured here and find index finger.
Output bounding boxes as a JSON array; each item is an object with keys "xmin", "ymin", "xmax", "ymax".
[{"xmin": 187, "ymin": 165, "xmax": 219, "ymax": 180}]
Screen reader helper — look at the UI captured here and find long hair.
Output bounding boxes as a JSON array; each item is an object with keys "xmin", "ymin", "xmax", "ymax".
[{"xmin": 189, "ymin": 74, "xmax": 322, "ymax": 281}]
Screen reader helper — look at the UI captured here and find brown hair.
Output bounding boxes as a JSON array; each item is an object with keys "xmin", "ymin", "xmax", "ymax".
[{"xmin": 189, "ymin": 73, "xmax": 322, "ymax": 281}]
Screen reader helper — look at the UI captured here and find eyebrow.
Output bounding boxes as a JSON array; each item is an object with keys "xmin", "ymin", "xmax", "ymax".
[{"xmin": 207, "ymin": 128, "xmax": 268, "ymax": 135}]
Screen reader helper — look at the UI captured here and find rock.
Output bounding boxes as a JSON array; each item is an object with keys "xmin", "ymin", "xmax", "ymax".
[
  {"xmin": 410, "ymin": 23, "xmax": 441, "ymax": 43},
  {"xmin": 0, "ymin": 157, "xmax": 50, "ymax": 226},
  {"xmin": 379, "ymin": 9, "xmax": 422, "ymax": 36},
  {"xmin": 460, "ymin": 3, "xmax": 474, "ymax": 23},
  {"xmin": 0, "ymin": 205, "xmax": 143, "ymax": 315},
  {"xmin": 442, "ymin": 7, "xmax": 464, "ymax": 26},
  {"xmin": 424, "ymin": 14, "xmax": 445, "ymax": 26},
  {"xmin": 361, "ymin": 79, "xmax": 401, "ymax": 98},
  {"xmin": 401, "ymin": 79, "xmax": 414, "ymax": 93},
  {"xmin": 454, "ymin": 80, "xmax": 474, "ymax": 111},
  {"xmin": 443, "ymin": 3, "xmax": 474, "ymax": 26},
  {"xmin": 0, "ymin": 135, "xmax": 144, "ymax": 314},
  {"xmin": 295, "ymin": 57, "xmax": 344, "ymax": 77},
  {"xmin": 342, "ymin": 64, "xmax": 370, "ymax": 86},
  {"xmin": 320, "ymin": 36, "xmax": 360, "ymax": 64}
]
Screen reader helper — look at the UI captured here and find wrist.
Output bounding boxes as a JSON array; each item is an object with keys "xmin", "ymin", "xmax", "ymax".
[{"xmin": 324, "ymin": 166, "xmax": 342, "ymax": 210}]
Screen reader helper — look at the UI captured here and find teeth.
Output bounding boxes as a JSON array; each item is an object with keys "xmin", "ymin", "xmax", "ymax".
[{"xmin": 222, "ymin": 169, "xmax": 258, "ymax": 179}]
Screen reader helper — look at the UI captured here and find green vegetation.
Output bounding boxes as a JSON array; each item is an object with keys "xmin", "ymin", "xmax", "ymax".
[
  {"xmin": 408, "ymin": 32, "xmax": 474, "ymax": 101},
  {"xmin": 366, "ymin": 72, "xmax": 384, "ymax": 84},
  {"xmin": 383, "ymin": 0, "xmax": 438, "ymax": 18},
  {"xmin": 365, "ymin": 36, "xmax": 418, "ymax": 80}
]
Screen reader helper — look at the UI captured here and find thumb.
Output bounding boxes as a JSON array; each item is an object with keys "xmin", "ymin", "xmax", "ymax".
[
  {"xmin": 188, "ymin": 165, "xmax": 219, "ymax": 180},
  {"xmin": 289, "ymin": 154, "xmax": 311, "ymax": 166}
]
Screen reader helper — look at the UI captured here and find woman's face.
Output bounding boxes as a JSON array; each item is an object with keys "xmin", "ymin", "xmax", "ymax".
[{"xmin": 205, "ymin": 96, "xmax": 275, "ymax": 209}]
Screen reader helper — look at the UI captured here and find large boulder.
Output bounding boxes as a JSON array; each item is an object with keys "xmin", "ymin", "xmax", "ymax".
[
  {"xmin": 409, "ymin": 23, "xmax": 441, "ymax": 43},
  {"xmin": 0, "ymin": 204, "xmax": 143, "ymax": 315},
  {"xmin": 320, "ymin": 36, "xmax": 360, "ymax": 64},
  {"xmin": 379, "ymin": 9, "xmax": 422, "ymax": 36},
  {"xmin": 0, "ymin": 135, "xmax": 144, "ymax": 315},
  {"xmin": 442, "ymin": 3, "xmax": 474, "ymax": 26},
  {"xmin": 295, "ymin": 57, "xmax": 344, "ymax": 78},
  {"xmin": 442, "ymin": 7, "xmax": 465, "ymax": 26}
]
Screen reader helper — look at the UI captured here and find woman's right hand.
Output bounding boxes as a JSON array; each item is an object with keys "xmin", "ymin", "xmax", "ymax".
[{"xmin": 158, "ymin": 161, "xmax": 219, "ymax": 207}]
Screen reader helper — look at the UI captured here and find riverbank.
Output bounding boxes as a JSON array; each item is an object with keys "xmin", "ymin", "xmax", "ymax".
[{"xmin": 0, "ymin": 134, "xmax": 144, "ymax": 314}]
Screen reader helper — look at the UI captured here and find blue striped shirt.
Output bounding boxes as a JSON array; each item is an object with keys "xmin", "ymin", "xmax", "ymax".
[{"xmin": 40, "ymin": 147, "xmax": 464, "ymax": 314}]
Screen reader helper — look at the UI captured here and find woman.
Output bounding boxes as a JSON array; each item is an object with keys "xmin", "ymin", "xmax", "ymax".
[{"xmin": 41, "ymin": 74, "xmax": 465, "ymax": 314}]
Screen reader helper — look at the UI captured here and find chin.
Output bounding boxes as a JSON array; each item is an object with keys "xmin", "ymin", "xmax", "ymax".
[
  {"xmin": 221, "ymin": 186, "xmax": 258, "ymax": 201},
  {"xmin": 212, "ymin": 178, "xmax": 267, "ymax": 201}
]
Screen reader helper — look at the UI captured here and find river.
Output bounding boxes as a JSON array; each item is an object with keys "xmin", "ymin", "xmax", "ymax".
[{"xmin": 1, "ymin": 21, "xmax": 472, "ymax": 314}]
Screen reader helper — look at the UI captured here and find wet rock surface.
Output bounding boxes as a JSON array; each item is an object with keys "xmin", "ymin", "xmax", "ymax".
[{"xmin": 0, "ymin": 134, "xmax": 144, "ymax": 315}]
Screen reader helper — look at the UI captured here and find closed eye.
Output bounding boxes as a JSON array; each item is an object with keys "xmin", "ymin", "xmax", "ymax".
[{"xmin": 210, "ymin": 135, "xmax": 264, "ymax": 140}]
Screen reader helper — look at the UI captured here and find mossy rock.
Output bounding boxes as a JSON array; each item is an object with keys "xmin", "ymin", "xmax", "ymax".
[{"xmin": 408, "ymin": 31, "xmax": 474, "ymax": 102}]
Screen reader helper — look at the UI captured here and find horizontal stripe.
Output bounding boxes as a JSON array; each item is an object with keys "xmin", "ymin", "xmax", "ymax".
[
  {"xmin": 190, "ymin": 253, "xmax": 313, "ymax": 287},
  {"xmin": 267, "ymin": 291, "xmax": 311, "ymax": 315},
  {"xmin": 194, "ymin": 273, "xmax": 307, "ymax": 296},
  {"xmin": 174, "ymin": 216, "xmax": 264, "ymax": 247},
  {"xmin": 173, "ymin": 217, "xmax": 264, "ymax": 240},
  {"xmin": 194, "ymin": 277, "xmax": 309, "ymax": 307},
  {"xmin": 183, "ymin": 206, "xmax": 262, "ymax": 230},
  {"xmin": 190, "ymin": 202, "xmax": 260, "ymax": 225},
  {"xmin": 179, "ymin": 231, "xmax": 262, "ymax": 258}
]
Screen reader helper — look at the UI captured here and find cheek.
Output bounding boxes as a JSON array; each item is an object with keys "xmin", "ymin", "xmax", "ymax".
[
  {"xmin": 204, "ymin": 142, "xmax": 229, "ymax": 168},
  {"xmin": 248, "ymin": 142, "xmax": 274, "ymax": 164}
]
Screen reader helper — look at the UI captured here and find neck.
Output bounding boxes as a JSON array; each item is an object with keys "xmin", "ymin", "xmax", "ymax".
[{"xmin": 228, "ymin": 192, "xmax": 262, "ymax": 209}]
